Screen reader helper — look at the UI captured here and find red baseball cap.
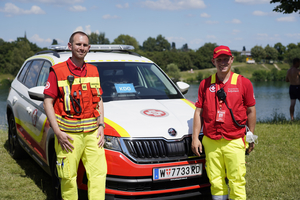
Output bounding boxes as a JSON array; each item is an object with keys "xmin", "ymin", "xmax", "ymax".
[{"xmin": 213, "ymin": 45, "xmax": 232, "ymax": 59}]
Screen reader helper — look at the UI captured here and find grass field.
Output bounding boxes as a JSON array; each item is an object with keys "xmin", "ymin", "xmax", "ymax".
[{"xmin": 1, "ymin": 120, "xmax": 300, "ymax": 199}]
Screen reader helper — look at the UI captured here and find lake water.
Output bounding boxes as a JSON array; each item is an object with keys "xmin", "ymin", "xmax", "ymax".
[
  {"xmin": 0, "ymin": 81, "xmax": 296, "ymax": 127},
  {"xmin": 184, "ymin": 81, "xmax": 298, "ymax": 122}
]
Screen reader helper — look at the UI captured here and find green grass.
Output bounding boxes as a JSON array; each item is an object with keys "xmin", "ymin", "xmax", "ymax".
[
  {"xmin": 246, "ymin": 122, "xmax": 300, "ymax": 199},
  {"xmin": 1, "ymin": 119, "xmax": 300, "ymax": 199},
  {"xmin": 0, "ymin": 128, "xmax": 54, "ymax": 200}
]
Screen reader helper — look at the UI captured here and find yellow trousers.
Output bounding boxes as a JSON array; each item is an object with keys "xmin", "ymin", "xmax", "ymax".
[
  {"xmin": 55, "ymin": 129, "xmax": 107, "ymax": 200},
  {"xmin": 202, "ymin": 136, "xmax": 246, "ymax": 200}
]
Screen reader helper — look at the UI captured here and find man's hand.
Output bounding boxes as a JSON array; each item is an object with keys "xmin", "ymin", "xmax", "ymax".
[
  {"xmin": 97, "ymin": 126, "xmax": 105, "ymax": 148},
  {"xmin": 56, "ymin": 131, "xmax": 74, "ymax": 152},
  {"xmin": 247, "ymin": 142, "xmax": 255, "ymax": 154},
  {"xmin": 192, "ymin": 139, "xmax": 202, "ymax": 157}
]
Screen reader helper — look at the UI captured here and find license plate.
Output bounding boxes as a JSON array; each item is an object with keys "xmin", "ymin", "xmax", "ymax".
[{"xmin": 153, "ymin": 163, "xmax": 202, "ymax": 181}]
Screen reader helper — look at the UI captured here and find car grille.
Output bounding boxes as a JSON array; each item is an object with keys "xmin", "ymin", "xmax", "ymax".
[{"xmin": 121, "ymin": 135, "xmax": 205, "ymax": 164}]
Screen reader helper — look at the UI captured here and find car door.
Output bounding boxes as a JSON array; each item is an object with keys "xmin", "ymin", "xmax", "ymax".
[{"xmin": 14, "ymin": 59, "xmax": 51, "ymax": 165}]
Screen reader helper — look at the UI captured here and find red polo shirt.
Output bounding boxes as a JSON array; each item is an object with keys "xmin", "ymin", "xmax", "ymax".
[
  {"xmin": 195, "ymin": 72, "xmax": 255, "ymax": 140},
  {"xmin": 44, "ymin": 58, "xmax": 103, "ymax": 99}
]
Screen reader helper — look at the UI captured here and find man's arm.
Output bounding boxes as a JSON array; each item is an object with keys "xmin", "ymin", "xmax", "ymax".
[
  {"xmin": 96, "ymin": 97, "xmax": 105, "ymax": 148},
  {"xmin": 43, "ymin": 95, "xmax": 74, "ymax": 152},
  {"xmin": 246, "ymin": 106, "xmax": 256, "ymax": 154},
  {"xmin": 192, "ymin": 107, "xmax": 203, "ymax": 157}
]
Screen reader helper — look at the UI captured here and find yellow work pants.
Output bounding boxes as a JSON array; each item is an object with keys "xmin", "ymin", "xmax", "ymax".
[
  {"xmin": 55, "ymin": 129, "xmax": 107, "ymax": 200},
  {"xmin": 202, "ymin": 136, "xmax": 246, "ymax": 200}
]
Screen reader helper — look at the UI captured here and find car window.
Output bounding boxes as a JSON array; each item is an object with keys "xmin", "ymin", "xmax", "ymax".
[
  {"xmin": 18, "ymin": 61, "xmax": 32, "ymax": 83},
  {"xmin": 24, "ymin": 60, "xmax": 44, "ymax": 88},
  {"xmin": 36, "ymin": 61, "xmax": 51, "ymax": 86},
  {"xmin": 91, "ymin": 62, "xmax": 183, "ymax": 102}
]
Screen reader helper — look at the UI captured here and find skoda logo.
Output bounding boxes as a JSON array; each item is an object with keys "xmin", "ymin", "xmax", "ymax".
[{"xmin": 168, "ymin": 128, "xmax": 177, "ymax": 137}]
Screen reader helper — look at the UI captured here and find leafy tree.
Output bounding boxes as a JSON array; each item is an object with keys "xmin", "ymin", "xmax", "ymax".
[
  {"xmin": 181, "ymin": 43, "xmax": 189, "ymax": 52},
  {"xmin": 171, "ymin": 42, "xmax": 176, "ymax": 51},
  {"xmin": 88, "ymin": 32, "xmax": 110, "ymax": 44},
  {"xmin": 243, "ymin": 46, "xmax": 246, "ymax": 51},
  {"xmin": 196, "ymin": 72, "xmax": 204, "ymax": 82},
  {"xmin": 155, "ymin": 35, "xmax": 170, "ymax": 51},
  {"xmin": 194, "ymin": 43, "xmax": 217, "ymax": 69},
  {"xmin": 270, "ymin": 0, "xmax": 300, "ymax": 14},
  {"xmin": 6, "ymin": 40, "xmax": 34, "ymax": 75},
  {"xmin": 112, "ymin": 34, "xmax": 139, "ymax": 50},
  {"xmin": 142, "ymin": 35, "xmax": 170, "ymax": 52},
  {"xmin": 251, "ymin": 46, "xmax": 266, "ymax": 62},
  {"xmin": 285, "ymin": 48, "xmax": 300, "ymax": 64},
  {"xmin": 166, "ymin": 63, "xmax": 180, "ymax": 82},
  {"xmin": 52, "ymin": 39, "xmax": 58, "ymax": 45},
  {"xmin": 264, "ymin": 45, "xmax": 278, "ymax": 61},
  {"xmin": 286, "ymin": 43, "xmax": 298, "ymax": 52},
  {"xmin": 274, "ymin": 42, "xmax": 286, "ymax": 61},
  {"xmin": 252, "ymin": 70, "xmax": 267, "ymax": 81},
  {"xmin": 143, "ymin": 37, "xmax": 156, "ymax": 52}
]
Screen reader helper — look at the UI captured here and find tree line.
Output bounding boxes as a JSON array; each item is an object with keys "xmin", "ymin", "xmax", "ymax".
[{"xmin": 0, "ymin": 33, "xmax": 300, "ymax": 78}]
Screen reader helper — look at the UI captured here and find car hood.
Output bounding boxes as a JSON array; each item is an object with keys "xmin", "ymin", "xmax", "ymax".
[{"xmin": 104, "ymin": 99, "xmax": 195, "ymax": 139}]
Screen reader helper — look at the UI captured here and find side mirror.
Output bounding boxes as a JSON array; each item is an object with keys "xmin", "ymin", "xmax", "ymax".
[
  {"xmin": 176, "ymin": 81, "xmax": 190, "ymax": 95},
  {"xmin": 28, "ymin": 86, "xmax": 45, "ymax": 101}
]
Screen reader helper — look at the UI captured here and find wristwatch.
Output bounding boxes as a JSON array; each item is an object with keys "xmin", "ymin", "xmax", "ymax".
[{"xmin": 99, "ymin": 123, "xmax": 105, "ymax": 129}]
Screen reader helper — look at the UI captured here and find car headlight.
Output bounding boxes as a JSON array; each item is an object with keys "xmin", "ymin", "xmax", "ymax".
[{"xmin": 104, "ymin": 136, "xmax": 122, "ymax": 151}]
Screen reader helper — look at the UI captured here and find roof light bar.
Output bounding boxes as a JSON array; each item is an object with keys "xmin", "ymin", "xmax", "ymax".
[{"xmin": 48, "ymin": 44, "xmax": 134, "ymax": 51}]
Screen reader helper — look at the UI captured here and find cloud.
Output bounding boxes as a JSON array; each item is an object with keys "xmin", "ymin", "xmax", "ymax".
[
  {"xmin": 0, "ymin": 3, "xmax": 45, "ymax": 16},
  {"xmin": 16, "ymin": 0, "xmax": 84, "ymax": 5},
  {"xmin": 285, "ymin": 33, "xmax": 300, "ymax": 39},
  {"xmin": 166, "ymin": 36, "xmax": 186, "ymax": 43},
  {"xmin": 257, "ymin": 33, "xmax": 268, "ymax": 37},
  {"xmin": 74, "ymin": 25, "xmax": 92, "ymax": 34},
  {"xmin": 253, "ymin": 10, "xmax": 268, "ymax": 16},
  {"xmin": 140, "ymin": 0, "xmax": 206, "ymax": 10},
  {"xmin": 232, "ymin": 29, "xmax": 240, "ymax": 35},
  {"xmin": 30, "ymin": 34, "xmax": 54, "ymax": 44},
  {"xmin": 276, "ymin": 16, "xmax": 296, "ymax": 22},
  {"xmin": 205, "ymin": 20, "xmax": 219, "ymax": 24},
  {"xmin": 226, "ymin": 19, "xmax": 241, "ymax": 24},
  {"xmin": 102, "ymin": 14, "xmax": 120, "ymax": 19},
  {"xmin": 69, "ymin": 5, "xmax": 86, "ymax": 12},
  {"xmin": 235, "ymin": 0, "xmax": 269, "ymax": 5},
  {"xmin": 116, "ymin": 3, "xmax": 129, "ymax": 8},
  {"xmin": 200, "ymin": 13, "xmax": 210, "ymax": 18},
  {"xmin": 206, "ymin": 35, "xmax": 216, "ymax": 39}
]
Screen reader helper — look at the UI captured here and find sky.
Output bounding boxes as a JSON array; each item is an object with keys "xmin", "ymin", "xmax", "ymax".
[{"xmin": 0, "ymin": 0, "xmax": 299, "ymax": 51}]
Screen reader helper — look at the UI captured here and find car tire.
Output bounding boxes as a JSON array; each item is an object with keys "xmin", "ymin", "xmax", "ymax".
[
  {"xmin": 8, "ymin": 113, "xmax": 24, "ymax": 159},
  {"xmin": 50, "ymin": 152, "xmax": 62, "ymax": 200}
]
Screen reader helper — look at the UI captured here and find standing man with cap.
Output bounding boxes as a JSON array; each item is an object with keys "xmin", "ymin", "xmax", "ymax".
[
  {"xmin": 44, "ymin": 31, "xmax": 107, "ymax": 200},
  {"xmin": 192, "ymin": 45, "xmax": 256, "ymax": 200}
]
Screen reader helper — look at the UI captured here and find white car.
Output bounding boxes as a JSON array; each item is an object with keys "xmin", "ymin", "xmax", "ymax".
[{"xmin": 6, "ymin": 45, "xmax": 210, "ymax": 199}]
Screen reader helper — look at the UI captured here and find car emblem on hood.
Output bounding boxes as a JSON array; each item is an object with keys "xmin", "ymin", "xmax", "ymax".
[
  {"xmin": 141, "ymin": 109, "xmax": 168, "ymax": 117},
  {"xmin": 168, "ymin": 128, "xmax": 177, "ymax": 136}
]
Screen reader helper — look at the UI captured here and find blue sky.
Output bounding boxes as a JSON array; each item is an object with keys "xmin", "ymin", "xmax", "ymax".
[{"xmin": 0, "ymin": 0, "xmax": 299, "ymax": 51}]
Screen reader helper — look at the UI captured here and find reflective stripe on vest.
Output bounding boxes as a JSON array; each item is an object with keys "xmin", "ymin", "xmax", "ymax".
[
  {"xmin": 57, "ymin": 77, "xmax": 100, "ymax": 88},
  {"xmin": 55, "ymin": 114, "xmax": 98, "ymax": 133},
  {"xmin": 211, "ymin": 73, "xmax": 239, "ymax": 85}
]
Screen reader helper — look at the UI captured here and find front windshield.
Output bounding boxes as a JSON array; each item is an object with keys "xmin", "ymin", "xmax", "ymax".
[{"xmin": 90, "ymin": 62, "xmax": 183, "ymax": 102}]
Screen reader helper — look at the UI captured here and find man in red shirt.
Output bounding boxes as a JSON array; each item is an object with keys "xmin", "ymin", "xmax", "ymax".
[
  {"xmin": 44, "ymin": 31, "xmax": 107, "ymax": 200},
  {"xmin": 192, "ymin": 45, "xmax": 256, "ymax": 200}
]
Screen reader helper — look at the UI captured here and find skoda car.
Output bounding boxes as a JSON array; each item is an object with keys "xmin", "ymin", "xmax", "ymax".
[{"xmin": 6, "ymin": 45, "xmax": 210, "ymax": 199}]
